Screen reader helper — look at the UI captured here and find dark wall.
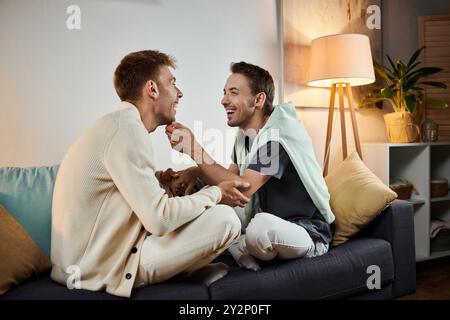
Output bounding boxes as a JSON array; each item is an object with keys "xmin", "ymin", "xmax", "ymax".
[{"xmin": 382, "ymin": 0, "xmax": 450, "ymax": 62}]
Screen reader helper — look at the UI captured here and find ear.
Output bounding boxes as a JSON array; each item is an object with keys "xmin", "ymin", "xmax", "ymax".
[
  {"xmin": 254, "ymin": 92, "xmax": 267, "ymax": 110},
  {"xmin": 144, "ymin": 80, "xmax": 159, "ymax": 99}
]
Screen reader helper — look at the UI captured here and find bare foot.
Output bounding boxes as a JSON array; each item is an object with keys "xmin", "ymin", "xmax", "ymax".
[
  {"xmin": 228, "ymin": 235, "xmax": 261, "ymax": 271},
  {"xmin": 187, "ymin": 262, "xmax": 229, "ymax": 286}
]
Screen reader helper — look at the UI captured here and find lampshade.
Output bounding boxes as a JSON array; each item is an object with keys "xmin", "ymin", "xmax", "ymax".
[{"xmin": 308, "ymin": 33, "xmax": 375, "ymax": 87}]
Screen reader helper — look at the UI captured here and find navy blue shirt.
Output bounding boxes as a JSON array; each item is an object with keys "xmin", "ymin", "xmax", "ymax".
[{"xmin": 232, "ymin": 138, "xmax": 332, "ymax": 243}]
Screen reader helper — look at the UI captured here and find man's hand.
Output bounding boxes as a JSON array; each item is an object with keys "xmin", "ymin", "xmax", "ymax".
[
  {"xmin": 171, "ymin": 167, "xmax": 205, "ymax": 196},
  {"xmin": 165, "ymin": 122, "xmax": 198, "ymax": 157},
  {"xmin": 217, "ymin": 180, "xmax": 251, "ymax": 207},
  {"xmin": 156, "ymin": 168, "xmax": 180, "ymax": 194},
  {"xmin": 158, "ymin": 168, "xmax": 179, "ymax": 186}
]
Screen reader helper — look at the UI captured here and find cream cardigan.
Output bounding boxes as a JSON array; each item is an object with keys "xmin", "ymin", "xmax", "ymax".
[{"xmin": 51, "ymin": 102, "xmax": 221, "ymax": 297}]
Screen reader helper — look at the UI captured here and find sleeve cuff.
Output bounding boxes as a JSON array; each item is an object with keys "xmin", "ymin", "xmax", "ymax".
[{"xmin": 207, "ymin": 185, "xmax": 222, "ymax": 204}]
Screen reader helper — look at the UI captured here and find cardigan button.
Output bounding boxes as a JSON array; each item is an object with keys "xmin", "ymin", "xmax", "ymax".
[
  {"xmin": 131, "ymin": 247, "xmax": 138, "ymax": 254},
  {"xmin": 125, "ymin": 273, "xmax": 132, "ymax": 280}
]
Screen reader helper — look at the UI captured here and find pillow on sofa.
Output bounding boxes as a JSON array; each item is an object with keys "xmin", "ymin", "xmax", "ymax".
[
  {"xmin": 325, "ymin": 152, "xmax": 397, "ymax": 246},
  {"xmin": 0, "ymin": 205, "xmax": 51, "ymax": 295},
  {"xmin": 0, "ymin": 165, "xmax": 59, "ymax": 257}
]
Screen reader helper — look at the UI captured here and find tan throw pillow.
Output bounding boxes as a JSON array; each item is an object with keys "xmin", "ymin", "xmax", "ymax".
[
  {"xmin": 325, "ymin": 152, "xmax": 398, "ymax": 246},
  {"xmin": 0, "ymin": 205, "xmax": 51, "ymax": 295}
]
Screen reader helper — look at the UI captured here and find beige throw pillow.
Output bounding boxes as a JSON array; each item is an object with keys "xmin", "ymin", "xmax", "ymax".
[
  {"xmin": 325, "ymin": 152, "xmax": 398, "ymax": 246},
  {"xmin": 0, "ymin": 205, "xmax": 51, "ymax": 295}
]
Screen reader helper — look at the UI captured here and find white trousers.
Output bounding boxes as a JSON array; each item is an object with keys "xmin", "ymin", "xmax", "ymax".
[
  {"xmin": 135, "ymin": 204, "xmax": 241, "ymax": 287},
  {"xmin": 232, "ymin": 208, "xmax": 328, "ymax": 263}
]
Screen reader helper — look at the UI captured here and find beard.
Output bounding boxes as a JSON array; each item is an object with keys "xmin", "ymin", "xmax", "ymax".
[
  {"xmin": 227, "ymin": 99, "xmax": 255, "ymax": 128},
  {"xmin": 155, "ymin": 98, "xmax": 176, "ymax": 126},
  {"xmin": 160, "ymin": 111, "xmax": 175, "ymax": 125}
]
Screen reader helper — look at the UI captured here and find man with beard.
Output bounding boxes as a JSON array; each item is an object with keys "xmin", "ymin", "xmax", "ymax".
[
  {"xmin": 51, "ymin": 51, "xmax": 249, "ymax": 298},
  {"xmin": 166, "ymin": 62, "xmax": 334, "ymax": 271}
]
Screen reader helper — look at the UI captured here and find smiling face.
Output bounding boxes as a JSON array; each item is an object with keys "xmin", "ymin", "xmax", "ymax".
[
  {"xmin": 221, "ymin": 73, "xmax": 257, "ymax": 129},
  {"xmin": 155, "ymin": 66, "xmax": 183, "ymax": 125}
]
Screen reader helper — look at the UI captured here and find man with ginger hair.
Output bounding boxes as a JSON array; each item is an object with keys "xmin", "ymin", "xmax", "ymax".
[{"xmin": 51, "ymin": 50, "xmax": 249, "ymax": 298}]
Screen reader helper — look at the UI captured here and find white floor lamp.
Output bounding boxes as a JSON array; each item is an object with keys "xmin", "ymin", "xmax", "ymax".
[{"xmin": 308, "ymin": 33, "xmax": 376, "ymax": 177}]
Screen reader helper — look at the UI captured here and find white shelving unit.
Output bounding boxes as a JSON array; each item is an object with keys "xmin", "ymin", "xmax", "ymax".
[{"xmin": 362, "ymin": 142, "xmax": 450, "ymax": 262}]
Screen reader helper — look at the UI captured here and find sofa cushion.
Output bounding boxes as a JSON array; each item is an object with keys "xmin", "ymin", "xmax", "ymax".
[
  {"xmin": 3, "ymin": 239, "xmax": 393, "ymax": 300},
  {"xmin": 325, "ymin": 152, "xmax": 397, "ymax": 246},
  {"xmin": 2, "ymin": 271, "xmax": 209, "ymax": 300},
  {"xmin": 0, "ymin": 205, "xmax": 51, "ymax": 295},
  {"xmin": 209, "ymin": 238, "xmax": 394, "ymax": 300},
  {"xmin": 347, "ymin": 283, "xmax": 393, "ymax": 300},
  {"xmin": 132, "ymin": 281, "xmax": 210, "ymax": 300},
  {"xmin": 1, "ymin": 271, "xmax": 121, "ymax": 300},
  {"xmin": 0, "ymin": 165, "xmax": 59, "ymax": 257}
]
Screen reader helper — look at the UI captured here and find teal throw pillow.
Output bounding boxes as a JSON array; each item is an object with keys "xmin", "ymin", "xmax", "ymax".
[{"xmin": 0, "ymin": 165, "xmax": 59, "ymax": 257}]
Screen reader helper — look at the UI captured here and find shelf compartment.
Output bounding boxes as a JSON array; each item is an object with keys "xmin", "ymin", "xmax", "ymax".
[
  {"xmin": 407, "ymin": 198, "xmax": 426, "ymax": 205},
  {"xmin": 431, "ymin": 195, "xmax": 450, "ymax": 203},
  {"xmin": 362, "ymin": 143, "xmax": 431, "ymax": 261},
  {"xmin": 430, "ymin": 249, "xmax": 450, "ymax": 260}
]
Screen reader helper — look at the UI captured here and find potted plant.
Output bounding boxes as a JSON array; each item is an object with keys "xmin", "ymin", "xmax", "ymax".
[{"xmin": 360, "ymin": 47, "xmax": 448, "ymax": 143}]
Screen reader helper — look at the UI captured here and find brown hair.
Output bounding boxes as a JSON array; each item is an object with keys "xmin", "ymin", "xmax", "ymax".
[
  {"xmin": 114, "ymin": 50, "xmax": 176, "ymax": 102},
  {"xmin": 230, "ymin": 61, "xmax": 275, "ymax": 115}
]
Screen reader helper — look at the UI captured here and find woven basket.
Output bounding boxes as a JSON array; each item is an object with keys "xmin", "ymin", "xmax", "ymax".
[
  {"xmin": 431, "ymin": 229, "xmax": 450, "ymax": 252},
  {"xmin": 390, "ymin": 180, "xmax": 413, "ymax": 200},
  {"xmin": 431, "ymin": 179, "xmax": 449, "ymax": 198}
]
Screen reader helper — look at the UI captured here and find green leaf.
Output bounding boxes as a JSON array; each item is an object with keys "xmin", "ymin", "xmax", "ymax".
[
  {"xmin": 381, "ymin": 88, "xmax": 395, "ymax": 99},
  {"xmin": 414, "ymin": 94, "xmax": 424, "ymax": 104},
  {"xmin": 406, "ymin": 62, "xmax": 421, "ymax": 75},
  {"xmin": 373, "ymin": 60, "xmax": 392, "ymax": 82},
  {"xmin": 423, "ymin": 97, "xmax": 449, "ymax": 108},
  {"xmin": 387, "ymin": 55, "xmax": 399, "ymax": 78},
  {"xmin": 407, "ymin": 46, "xmax": 424, "ymax": 69},
  {"xmin": 399, "ymin": 61, "xmax": 407, "ymax": 80},
  {"xmin": 371, "ymin": 88, "xmax": 382, "ymax": 94},
  {"xmin": 405, "ymin": 95, "xmax": 417, "ymax": 113},
  {"xmin": 359, "ymin": 97, "xmax": 389, "ymax": 104},
  {"xmin": 361, "ymin": 47, "xmax": 447, "ymax": 113},
  {"xmin": 408, "ymin": 67, "xmax": 443, "ymax": 80},
  {"xmin": 417, "ymin": 81, "xmax": 448, "ymax": 89},
  {"xmin": 406, "ymin": 67, "xmax": 444, "ymax": 88},
  {"xmin": 412, "ymin": 90, "xmax": 424, "ymax": 98},
  {"xmin": 358, "ymin": 97, "xmax": 390, "ymax": 108}
]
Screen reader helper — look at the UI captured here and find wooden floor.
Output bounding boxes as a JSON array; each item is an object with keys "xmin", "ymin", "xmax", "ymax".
[{"xmin": 400, "ymin": 256, "xmax": 450, "ymax": 299}]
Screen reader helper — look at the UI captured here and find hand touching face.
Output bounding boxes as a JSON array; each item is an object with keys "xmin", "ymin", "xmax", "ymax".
[{"xmin": 165, "ymin": 122, "xmax": 197, "ymax": 157}]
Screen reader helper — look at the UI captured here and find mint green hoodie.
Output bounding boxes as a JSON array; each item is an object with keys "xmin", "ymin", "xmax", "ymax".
[{"xmin": 234, "ymin": 102, "xmax": 335, "ymax": 227}]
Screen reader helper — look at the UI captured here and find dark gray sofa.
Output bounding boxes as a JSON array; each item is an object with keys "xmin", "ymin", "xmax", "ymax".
[{"xmin": 2, "ymin": 200, "xmax": 416, "ymax": 300}]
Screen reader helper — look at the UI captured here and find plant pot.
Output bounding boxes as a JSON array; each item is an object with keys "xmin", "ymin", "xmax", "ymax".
[{"xmin": 384, "ymin": 112, "xmax": 420, "ymax": 143}]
